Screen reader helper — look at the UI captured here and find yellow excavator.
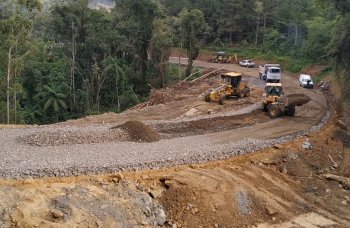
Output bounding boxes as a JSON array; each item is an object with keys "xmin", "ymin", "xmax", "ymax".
[
  {"xmin": 205, "ymin": 72, "xmax": 250, "ymax": 105},
  {"xmin": 262, "ymin": 83, "xmax": 311, "ymax": 118},
  {"xmin": 208, "ymin": 52, "xmax": 237, "ymax": 64}
]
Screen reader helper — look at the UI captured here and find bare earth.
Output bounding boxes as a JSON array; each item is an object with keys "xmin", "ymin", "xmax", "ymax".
[{"xmin": 0, "ymin": 59, "xmax": 349, "ymax": 228}]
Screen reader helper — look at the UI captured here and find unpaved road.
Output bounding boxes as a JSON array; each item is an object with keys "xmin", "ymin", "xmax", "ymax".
[
  {"xmin": 0, "ymin": 59, "xmax": 349, "ymax": 228},
  {"xmin": 0, "ymin": 60, "xmax": 328, "ymax": 179}
]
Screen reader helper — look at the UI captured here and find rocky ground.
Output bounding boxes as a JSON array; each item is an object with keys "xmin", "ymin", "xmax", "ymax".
[{"xmin": 0, "ymin": 60, "xmax": 349, "ymax": 227}]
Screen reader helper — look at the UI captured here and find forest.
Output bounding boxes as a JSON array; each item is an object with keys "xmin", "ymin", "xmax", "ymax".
[{"xmin": 0, "ymin": 0, "xmax": 349, "ymax": 124}]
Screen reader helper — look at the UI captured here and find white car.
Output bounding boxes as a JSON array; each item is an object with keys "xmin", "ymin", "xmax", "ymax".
[
  {"xmin": 299, "ymin": 74, "xmax": 314, "ymax": 89},
  {"xmin": 239, "ymin": 60, "xmax": 255, "ymax": 68}
]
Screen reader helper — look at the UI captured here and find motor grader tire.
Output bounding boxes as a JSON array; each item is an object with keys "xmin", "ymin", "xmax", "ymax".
[
  {"xmin": 205, "ymin": 93, "xmax": 211, "ymax": 102},
  {"xmin": 268, "ymin": 105, "xmax": 281, "ymax": 118},
  {"xmin": 219, "ymin": 95, "xmax": 226, "ymax": 105},
  {"xmin": 262, "ymin": 103, "xmax": 268, "ymax": 111},
  {"xmin": 244, "ymin": 88, "xmax": 250, "ymax": 97},
  {"xmin": 237, "ymin": 89, "xmax": 245, "ymax": 98},
  {"xmin": 285, "ymin": 106, "xmax": 296, "ymax": 116}
]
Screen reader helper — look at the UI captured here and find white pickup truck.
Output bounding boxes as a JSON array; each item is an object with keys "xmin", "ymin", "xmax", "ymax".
[
  {"xmin": 239, "ymin": 60, "xmax": 255, "ymax": 68},
  {"xmin": 259, "ymin": 64, "xmax": 281, "ymax": 83}
]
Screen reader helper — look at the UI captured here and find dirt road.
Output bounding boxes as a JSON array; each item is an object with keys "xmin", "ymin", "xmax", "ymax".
[
  {"xmin": 0, "ymin": 59, "xmax": 328, "ymax": 180},
  {"xmin": 0, "ymin": 59, "xmax": 349, "ymax": 228}
]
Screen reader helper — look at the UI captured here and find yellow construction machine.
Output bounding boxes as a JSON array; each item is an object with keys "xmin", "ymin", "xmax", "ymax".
[
  {"xmin": 208, "ymin": 52, "xmax": 237, "ymax": 64},
  {"xmin": 262, "ymin": 83, "xmax": 311, "ymax": 118},
  {"xmin": 205, "ymin": 72, "xmax": 250, "ymax": 105}
]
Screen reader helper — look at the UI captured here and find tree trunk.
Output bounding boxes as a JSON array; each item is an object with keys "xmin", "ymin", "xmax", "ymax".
[
  {"xmin": 179, "ymin": 37, "xmax": 182, "ymax": 81},
  {"xmin": 116, "ymin": 70, "xmax": 120, "ymax": 112},
  {"xmin": 71, "ymin": 22, "xmax": 76, "ymax": 104},
  {"xmin": 56, "ymin": 112, "xmax": 58, "ymax": 123},
  {"xmin": 255, "ymin": 23, "xmax": 259, "ymax": 47},
  {"xmin": 7, "ymin": 46, "xmax": 12, "ymax": 125},
  {"xmin": 14, "ymin": 89, "xmax": 16, "ymax": 124},
  {"xmin": 263, "ymin": 13, "xmax": 266, "ymax": 44},
  {"xmin": 295, "ymin": 22, "xmax": 298, "ymax": 45}
]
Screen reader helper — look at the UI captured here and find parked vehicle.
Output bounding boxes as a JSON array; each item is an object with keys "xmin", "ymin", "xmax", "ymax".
[
  {"xmin": 299, "ymin": 74, "xmax": 314, "ymax": 89},
  {"xmin": 259, "ymin": 64, "xmax": 281, "ymax": 82},
  {"xmin": 239, "ymin": 60, "xmax": 255, "ymax": 68}
]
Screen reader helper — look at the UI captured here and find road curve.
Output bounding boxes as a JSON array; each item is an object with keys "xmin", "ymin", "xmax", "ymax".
[{"xmin": 0, "ymin": 60, "xmax": 329, "ymax": 179}]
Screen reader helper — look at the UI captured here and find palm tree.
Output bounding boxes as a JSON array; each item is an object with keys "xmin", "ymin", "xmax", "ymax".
[
  {"xmin": 36, "ymin": 84, "xmax": 67, "ymax": 123},
  {"xmin": 19, "ymin": 104, "xmax": 43, "ymax": 124},
  {"xmin": 102, "ymin": 56, "xmax": 125, "ymax": 111}
]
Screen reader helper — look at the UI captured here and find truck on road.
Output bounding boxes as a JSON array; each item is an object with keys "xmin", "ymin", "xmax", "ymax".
[{"xmin": 259, "ymin": 64, "xmax": 281, "ymax": 83}]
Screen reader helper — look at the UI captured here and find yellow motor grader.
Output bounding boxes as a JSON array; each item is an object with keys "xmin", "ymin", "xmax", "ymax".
[
  {"xmin": 205, "ymin": 72, "xmax": 250, "ymax": 105},
  {"xmin": 262, "ymin": 83, "xmax": 311, "ymax": 118}
]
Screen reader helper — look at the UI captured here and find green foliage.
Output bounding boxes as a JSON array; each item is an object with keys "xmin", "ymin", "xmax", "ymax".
[
  {"xmin": 285, "ymin": 59, "xmax": 312, "ymax": 73},
  {"xmin": 101, "ymin": 56, "xmax": 125, "ymax": 112},
  {"xmin": 36, "ymin": 84, "xmax": 67, "ymax": 122},
  {"xmin": 327, "ymin": 13, "xmax": 350, "ymax": 98},
  {"xmin": 19, "ymin": 104, "xmax": 43, "ymax": 124},
  {"xmin": 1, "ymin": 0, "xmax": 350, "ymax": 125},
  {"xmin": 181, "ymin": 9, "xmax": 208, "ymax": 75},
  {"xmin": 302, "ymin": 17, "xmax": 334, "ymax": 62},
  {"xmin": 312, "ymin": 65, "xmax": 333, "ymax": 84}
]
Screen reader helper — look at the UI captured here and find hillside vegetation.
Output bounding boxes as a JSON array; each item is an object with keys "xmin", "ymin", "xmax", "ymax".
[{"xmin": 0, "ymin": 0, "xmax": 349, "ymax": 124}]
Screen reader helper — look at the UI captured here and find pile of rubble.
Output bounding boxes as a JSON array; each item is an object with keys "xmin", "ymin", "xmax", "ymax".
[{"xmin": 316, "ymin": 81, "xmax": 330, "ymax": 90}]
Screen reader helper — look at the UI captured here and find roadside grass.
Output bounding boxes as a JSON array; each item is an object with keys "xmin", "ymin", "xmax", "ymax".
[{"xmin": 313, "ymin": 66, "xmax": 333, "ymax": 84}]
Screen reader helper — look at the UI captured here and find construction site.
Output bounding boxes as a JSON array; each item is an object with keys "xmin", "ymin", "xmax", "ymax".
[{"xmin": 0, "ymin": 59, "xmax": 349, "ymax": 228}]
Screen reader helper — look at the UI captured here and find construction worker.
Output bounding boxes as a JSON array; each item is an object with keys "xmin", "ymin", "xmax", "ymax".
[{"xmin": 307, "ymin": 79, "xmax": 311, "ymax": 89}]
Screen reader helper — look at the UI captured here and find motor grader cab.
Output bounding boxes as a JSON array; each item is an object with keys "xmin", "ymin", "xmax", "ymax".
[
  {"xmin": 205, "ymin": 72, "xmax": 250, "ymax": 105},
  {"xmin": 262, "ymin": 83, "xmax": 311, "ymax": 118}
]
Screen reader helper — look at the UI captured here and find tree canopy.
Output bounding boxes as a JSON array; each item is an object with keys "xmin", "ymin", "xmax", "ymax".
[{"xmin": 0, "ymin": 0, "xmax": 349, "ymax": 124}]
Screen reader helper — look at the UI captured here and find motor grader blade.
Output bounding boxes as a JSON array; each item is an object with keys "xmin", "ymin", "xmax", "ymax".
[{"xmin": 282, "ymin": 93, "xmax": 311, "ymax": 107}]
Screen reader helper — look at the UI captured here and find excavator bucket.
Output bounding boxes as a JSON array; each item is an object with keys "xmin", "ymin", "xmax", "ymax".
[{"xmin": 282, "ymin": 93, "xmax": 311, "ymax": 107}]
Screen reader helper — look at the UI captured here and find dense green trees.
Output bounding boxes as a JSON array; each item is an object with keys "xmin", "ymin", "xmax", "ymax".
[
  {"xmin": 0, "ymin": 0, "xmax": 349, "ymax": 125},
  {"xmin": 325, "ymin": 0, "xmax": 350, "ymax": 98},
  {"xmin": 36, "ymin": 84, "xmax": 67, "ymax": 123},
  {"xmin": 181, "ymin": 9, "xmax": 207, "ymax": 75}
]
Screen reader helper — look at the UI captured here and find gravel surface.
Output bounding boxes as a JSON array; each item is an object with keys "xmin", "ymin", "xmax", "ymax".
[
  {"xmin": 0, "ymin": 100, "xmax": 330, "ymax": 180},
  {"xmin": 18, "ymin": 128, "xmax": 129, "ymax": 146}
]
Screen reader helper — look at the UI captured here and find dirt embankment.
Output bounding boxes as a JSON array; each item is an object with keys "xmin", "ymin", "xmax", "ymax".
[
  {"xmin": 2, "ymin": 100, "xmax": 350, "ymax": 227},
  {"xmin": 0, "ymin": 60, "xmax": 349, "ymax": 228}
]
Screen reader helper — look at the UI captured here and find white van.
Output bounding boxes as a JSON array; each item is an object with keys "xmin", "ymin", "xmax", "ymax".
[{"xmin": 299, "ymin": 74, "xmax": 313, "ymax": 89}]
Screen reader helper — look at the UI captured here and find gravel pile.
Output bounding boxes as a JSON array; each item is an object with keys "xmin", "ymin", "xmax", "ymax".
[
  {"xmin": 18, "ymin": 128, "xmax": 129, "ymax": 146},
  {"xmin": 112, "ymin": 121, "xmax": 160, "ymax": 142}
]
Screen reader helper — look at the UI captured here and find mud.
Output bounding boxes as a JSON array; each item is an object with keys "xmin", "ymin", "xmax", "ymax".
[
  {"xmin": 152, "ymin": 109, "xmax": 271, "ymax": 139},
  {"xmin": 334, "ymin": 130, "xmax": 350, "ymax": 147}
]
